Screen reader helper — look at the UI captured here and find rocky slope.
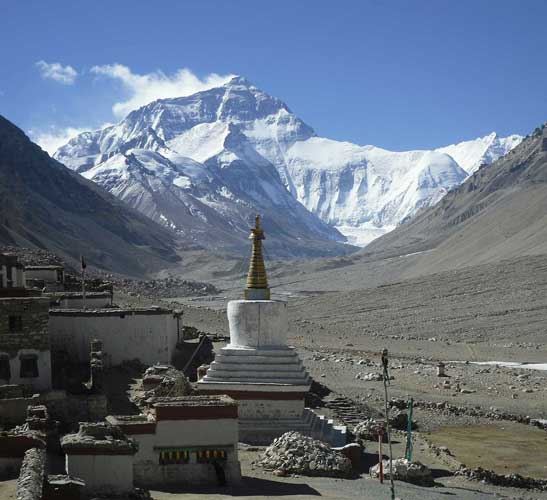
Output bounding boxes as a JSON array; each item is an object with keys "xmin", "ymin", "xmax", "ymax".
[
  {"xmin": 55, "ymin": 76, "xmax": 520, "ymax": 247},
  {"xmin": 0, "ymin": 115, "xmax": 180, "ymax": 276}
]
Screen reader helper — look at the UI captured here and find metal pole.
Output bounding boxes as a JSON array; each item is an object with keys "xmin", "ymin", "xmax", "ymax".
[
  {"xmin": 378, "ymin": 430, "xmax": 384, "ymax": 483},
  {"xmin": 382, "ymin": 349, "xmax": 396, "ymax": 500},
  {"xmin": 82, "ymin": 267, "xmax": 86, "ymax": 310},
  {"xmin": 405, "ymin": 397, "xmax": 414, "ymax": 461}
]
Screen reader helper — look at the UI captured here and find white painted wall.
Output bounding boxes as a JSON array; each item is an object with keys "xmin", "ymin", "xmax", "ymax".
[
  {"xmin": 156, "ymin": 418, "xmax": 238, "ymax": 448},
  {"xmin": 25, "ymin": 268, "xmax": 62, "ymax": 284},
  {"xmin": 49, "ymin": 312, "xmax": 178, "ymax": 366},
  {"xmin": 238, "ymin": 399, "xmax": 304, "ymax": 420},
  {"xmin": 65, "ymin": 453, "xmax": 133, "ymax": 495},
  {"xmin": 0, "ymin": 349, "xmax": 51, "ymax": 391},
  {"xmin": 228, "ymin": 300, "xmax": 287, "ymax": 348},
  {"xmin": 0, "ymin": 265, "xmax": 25, "ymax": 288}
]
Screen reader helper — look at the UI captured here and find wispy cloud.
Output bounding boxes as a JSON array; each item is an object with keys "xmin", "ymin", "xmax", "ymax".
[
  {"xmin": 29, "ymin": 126, "xmax": 87, "ymax": 155},
  {"xmin": 36, "ymin": 61, "xmax": 78, "ymax": 85},
  {"xmin": 91, "ymin": 64, "xmax": 234, "ymax": 118}
]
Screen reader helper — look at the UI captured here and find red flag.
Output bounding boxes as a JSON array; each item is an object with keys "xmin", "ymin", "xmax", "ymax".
[{"xmin": 81, "ymin": 255, "xmax": 86, "ymax": 270}]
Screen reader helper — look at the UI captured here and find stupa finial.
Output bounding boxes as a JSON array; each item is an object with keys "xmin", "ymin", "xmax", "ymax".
[{"xmin": 244, "ymin": 215, "xmax": 270, "ymax": 300}]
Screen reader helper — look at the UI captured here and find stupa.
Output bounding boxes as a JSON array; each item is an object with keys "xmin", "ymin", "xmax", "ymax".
[{"xmin": 198, "ymin": 216, "xmax": 312, "ymax": 443}]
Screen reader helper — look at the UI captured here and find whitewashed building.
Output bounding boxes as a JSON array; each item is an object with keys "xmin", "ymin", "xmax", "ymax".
[
  {"xmin": 48, "ymin": 307, "xmax": 179, "ymax": 367},
  {"xmin": 61, "ymin": 422, "xmax": 137, "ymax": 496},
  {"xmin": 107, "ymin": 395, "xmax": 241, "ymax": 487},
  {"xmin": 25, "ymin": 265, "xmax": 64, "ymax": 290},
  {"xmin": 0, "ymin": 254, "xmax": 25, "ymax": 290}
]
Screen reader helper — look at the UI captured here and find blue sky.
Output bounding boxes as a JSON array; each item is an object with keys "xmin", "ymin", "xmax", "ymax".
[{"xmin": 1, "ymin": 0, "xmax": 546, "ymax": 153}]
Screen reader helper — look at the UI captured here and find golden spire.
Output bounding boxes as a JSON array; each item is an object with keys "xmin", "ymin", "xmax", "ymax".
[{"xmin": 244, "ymin": 215, "xmax": 270, "ymax": 300}]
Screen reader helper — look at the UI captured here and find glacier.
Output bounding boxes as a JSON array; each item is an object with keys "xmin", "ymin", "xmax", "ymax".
[{"xmin": 54, "ymin": 76, "xmax": 522, "ymax": 248}]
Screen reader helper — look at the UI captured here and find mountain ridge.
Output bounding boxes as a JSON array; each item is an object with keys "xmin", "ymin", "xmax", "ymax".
[
  {"xmin": 55, "ymin": 76, "xmax": 522, "ymax": 247},
  {"xmin": 0, "ymin": 114, "xmax": 181, "ymax": 277},
  {"xmin": 365, "ymin": 123, "xmax": 547, "ymax": 275}
]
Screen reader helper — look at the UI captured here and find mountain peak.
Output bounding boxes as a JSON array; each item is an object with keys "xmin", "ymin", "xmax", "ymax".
[{"xmin": 226, "ymin": 75, "xmax": 253, "ymax": 87}]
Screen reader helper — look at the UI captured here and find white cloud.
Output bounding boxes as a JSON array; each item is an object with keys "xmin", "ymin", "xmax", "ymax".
[
  {"xmin": 91, "ymin": 64, "xmax": 234, "ymax": 118},
  {"xmin": 36, "ymin": 61, "xmax": 78, "ymax": 85},
  {"xmin": 29, "ymin": 126, "xmax": 87, "ymax": 155}
]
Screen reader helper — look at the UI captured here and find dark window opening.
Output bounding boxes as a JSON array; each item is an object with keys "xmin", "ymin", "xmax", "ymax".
[
  {"xmin": 0, "ymin": 357, "xmax": 10, "ymax": 381},
  {"xmin": 56, "ymin": 270, "xmax": 63, "ymax": 283},
  {"xmin": 20, "ymin": 356, "xmax": 38, "ymax": 378},
  {"xmin": 196, "ymin": 449, "xmax": 227, "ymax": 464},
  {"xmin": 159, "ymin": 449, "xmax": 190, "ymax": 465},
  {"xmin": 9, "ymin": 316, "xmax": 23, "ymax": 332}
]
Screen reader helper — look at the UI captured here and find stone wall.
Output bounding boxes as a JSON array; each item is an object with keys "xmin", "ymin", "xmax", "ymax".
[
  {"xmin": 15, "ymin": 448, "xmax": 45, "ymax": 500},
  {"xmin": 0, "ymin": 297, "xmax": 51, "ymax": 391},
  {"xmin": 0, "ymin": 298, "xmax": 50, "ymax": 351}
]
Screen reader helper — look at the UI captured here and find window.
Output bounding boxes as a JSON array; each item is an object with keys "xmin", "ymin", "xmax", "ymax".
[
  {"xmin": 159, "ymin": 449, "xmax": 190, "ymax": 465},
  {"xmin": 196, "ymin": 449, "xmax": 227, "ymax": 464},
  {"xmin": 9, "ymin": 316, "xmax": 23, "ymax": 332},
  {"xmin": 0, "ymin": 356, "xmax": 10, "ymax": 381},
  {"xmin": 20, "ymin": 355, "xmax": 38, "ymax": 378}
]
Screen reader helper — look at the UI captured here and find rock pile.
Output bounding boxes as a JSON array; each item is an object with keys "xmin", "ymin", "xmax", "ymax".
[
  {"xmin": 455, "ymin": 467, "xmax": 547, "ymax": 491},
  {"xmin": 256, "ymin": 432, "xmax": 352, "ymax": 478},
  {"xmin": 354, "ymin": 418, "xmax": 386, "ymax": 441},
  {"xmin": 133, "ymin": 365, "xmax": 192, "ymax": 409},
  {"xmin": 370, "ymin": 458, "xmax": 433, "ymax": 486}
]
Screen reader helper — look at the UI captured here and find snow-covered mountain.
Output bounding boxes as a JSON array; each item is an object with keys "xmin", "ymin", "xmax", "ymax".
[
  {"xmin": 55, "ymin": 76, "xmax": 521, "ymax": 248},
  {"xmin": 436, "ymin": 132, "xmax": 523, "ymax": 175}
]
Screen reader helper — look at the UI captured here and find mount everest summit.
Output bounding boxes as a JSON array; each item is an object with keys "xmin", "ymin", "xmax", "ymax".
[{"xmin": 55, "ymin": 76, "xmax": 522, "ymax": 248}]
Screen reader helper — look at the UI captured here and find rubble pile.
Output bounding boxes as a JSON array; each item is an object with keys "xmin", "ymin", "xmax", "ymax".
[
  {"xmin": 256, "ymin": 432, "xmax": 352, "ymax": 478},
  {"xmin": 370, "ymin": 458, "xmax": 433, "ymax": 486},
  {"xmin": 134, "ymin": 365, "xmax": 192, "ymax": 408},
  {"xmin": 117, "ymin": 277, "xmax": 219, "ymax": 298},
  {"xmin": 354, "ymin": 418, "xmax": 386, "ymax": 441},
  {"xmin": 455, "ymin": 467, "xmax": 547, "ymax": 491}
]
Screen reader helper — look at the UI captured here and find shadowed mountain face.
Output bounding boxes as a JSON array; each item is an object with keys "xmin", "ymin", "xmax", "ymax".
[
  {"xmin": 366, "ymin": 123, "xmax": 547, "ymax": 275},
  {"xmin": 0, "ymin": 115, "xmax": 180, "ymax": 277}
]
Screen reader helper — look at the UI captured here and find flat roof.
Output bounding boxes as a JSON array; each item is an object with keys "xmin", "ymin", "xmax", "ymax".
[
  {"xmin": 152, "ymin": 395, "xmax": 237, "ymax": 408},
  {"xmin": 49, "ymin": 306, "xmax": 173, "ymax": 317},
  {"xmin": 25, "ymin": 265, "xmax": 64, "ymax": 270}
]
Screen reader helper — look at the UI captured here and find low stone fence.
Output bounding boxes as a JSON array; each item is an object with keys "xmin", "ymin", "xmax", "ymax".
[{"xmin": 16, "ymin": 448, "xmax": 45, "ymax": 500}]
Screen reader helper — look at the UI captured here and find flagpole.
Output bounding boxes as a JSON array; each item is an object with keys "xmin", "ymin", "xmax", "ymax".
[{"xmin": 81, "ymin": 255, "xmax": 86, "ymax": 310}]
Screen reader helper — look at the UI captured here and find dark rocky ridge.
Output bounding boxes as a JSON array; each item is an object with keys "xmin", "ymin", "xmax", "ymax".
[{"xmin": 0, "ymin": 115, "xmax": 180, "ymax": 277}]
